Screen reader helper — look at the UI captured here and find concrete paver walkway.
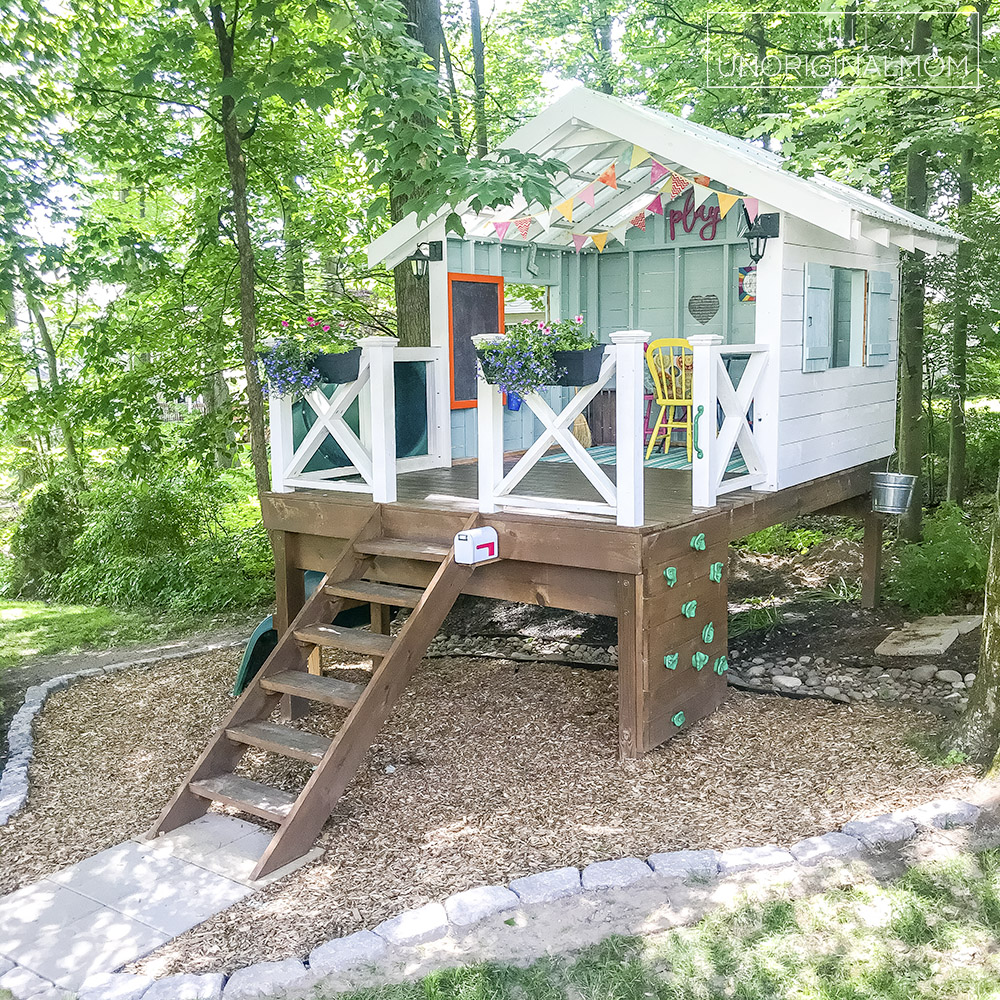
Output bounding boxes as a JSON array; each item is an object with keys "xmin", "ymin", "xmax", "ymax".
[{"xmin": 0, "ymin": 815, "xmax": 305, "ymax": 993}]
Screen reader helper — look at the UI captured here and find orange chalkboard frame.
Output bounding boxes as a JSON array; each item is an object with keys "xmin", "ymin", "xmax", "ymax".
[{"xmin": 448, "ymin": 272, "xmax": 505, "ymax": 410}]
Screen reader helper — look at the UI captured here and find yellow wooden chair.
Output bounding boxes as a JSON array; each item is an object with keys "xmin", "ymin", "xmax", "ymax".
[{"xmin": 645, "ymin": 338, "xmax": 694, "ymax": 461}]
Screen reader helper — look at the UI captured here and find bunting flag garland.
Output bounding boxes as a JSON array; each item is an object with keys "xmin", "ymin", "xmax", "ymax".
[
  {"xmin": 668, "ymin": 171, "xmax": 690, "ymax": 200},
  {"xmin": 555, "ymin": 197, "xmax": 574, "ymax": 223},
  {"xmin": 514, "ymin": 217, "xmax": 532, "ymax": 239},
  {"xmin": 597, "ymin": 164, "xmax": 617, "ymax": 189},
  {"xmin": 630, "ymin": 145, "xmax": 650, "ymax": 169},
  {"xmin": 580, "ymin": 183, "xmax": 596, "ymax": 207},
  {"xmin": 590, "ymin": 232, "xmax": 608, "ymax": 253},
  {"xmin": 691, "ymin": 182, "xmax": 715, "ymax": 209},
  {"xmin": 610, "ymin": 227, "xmax": 628, "ymax": 246},
  {"xmin": 647, "ymin": 194, "xmax": 664, "ymax": 216},
  {"xmin": 629, "ymin": 212, "xmax": 647, "ymax": 232},
  {"xmin": 693, "ymin": 174, "xmax": 712, "ymax": 186},
  {"xmin": 534, "ymin": 212, "xmax": 552, "ymax": 232},
  {"xmin": 493, "ymin": 220, "xmax": 510, "ymax": 240},
  {"xmin": 743, "ymin": 197, "xmax": 760, "ymax": 223},
  {"xmin": 716, "ymin": 191, "xmax": 741, "ymax": 219},
  {"xmin": 650, "ymin": 160, "xmax": 669, "ymax": 186},
  {"xmin": 572, "ymin": 233, "xmax": 589, "ymax": 253}
]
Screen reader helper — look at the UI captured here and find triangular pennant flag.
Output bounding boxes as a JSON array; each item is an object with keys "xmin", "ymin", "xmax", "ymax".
[
  {"xmin": 580, "ymin": 184, "xmax": 596, "ymax": 207},
  {"xmin": 629, "ymin": 211, "xmax": 647, "ymax": 232},
  {"xmin": 693, "ymin": 174, "xmax": 711, "ymax": 186},
  {"xmin": 647, "ymin": 194, "xmax": 664, "ymax": 216},
  {"xmin": 591, "ymin": 232, "xmax": 608, "ymax": 253},
  {"xmin": 493, "ymin": 220, "xmax": 510, "ymax": 240},
  {"xmin": 630, "ymin": 145, "xmax": 650, "ymax": 169},
  {"xmin": 650, "ymin": 160, "xmax": 669, "ymax": 186},
  {"xmin": 514, "ymin": 217, "xmax": 532, "ymax": 239},
  {"xmin": 555, "ymin": 197, "xmax": 574, "ymax": 223},
  {"xmin": 670, "ymin": 172, "xmax": 690, "ymax": 200},
  {"xmin": 597, "ymin": 164, "xmax": 617, "ymax": 189},
  {"xmin": 610, "ymin": 226, "xmax": 628, "ymax": 246},
  {"xmin": 691, "ymin": 183, "xmax": 714, "ymax": 209},
  {"xmin": 743, "ymin": 197, "xmax": 760, "ymax": 223},
  {"xmin": 571, "ymin": 233, "xmax": 589, "ymax": 253},
  {"xmin": 535, "ymin": 212, "xmax": 552, "ymax": 233},
  {"xmin": 717, "ymin": 192, "xmax": 741, "ymax": 219}
]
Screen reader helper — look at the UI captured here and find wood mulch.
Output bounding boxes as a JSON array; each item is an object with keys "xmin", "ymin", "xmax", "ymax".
[{"xmin": 0, "ymin": 647, "xmax": 981, "ymax": 976}]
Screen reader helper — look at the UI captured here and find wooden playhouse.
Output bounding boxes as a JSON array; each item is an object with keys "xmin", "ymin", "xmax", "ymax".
[{"xmin": 150, "ymin": 89, "xmax": 960, "ymax": 879}]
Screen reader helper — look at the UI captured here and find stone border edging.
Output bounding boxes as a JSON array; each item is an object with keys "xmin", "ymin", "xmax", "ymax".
[
  {"xmin": 43, "ymin": 796, "xmax": 983, "ymax": 1000},
  {"xmin": 0, "ymin": 639, "xmax": 246, "ymax": 826}
]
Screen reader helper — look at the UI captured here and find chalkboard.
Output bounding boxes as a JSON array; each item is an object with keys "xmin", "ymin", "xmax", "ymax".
[{"xmin": 448, "ymin": 273, "xmax": 504, "ymax": 408}]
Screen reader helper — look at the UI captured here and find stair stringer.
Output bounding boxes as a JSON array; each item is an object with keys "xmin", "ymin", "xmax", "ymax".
[
  {"xmin": 249, "ymin": 523, "xmax": 479, "ymax": 880},
  {"xmin": 146, "ymin": 508, "xmax": 383, "ymax": 839}
]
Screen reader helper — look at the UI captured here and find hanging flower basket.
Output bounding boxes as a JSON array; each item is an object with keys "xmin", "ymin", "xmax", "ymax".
[
  {"xmin": 552, "ymin": 345, "xmax": 606, "ymax": 386},
  {"xmin": 312, "ymin": 348, "xmax": 362, "ymax": 384}
]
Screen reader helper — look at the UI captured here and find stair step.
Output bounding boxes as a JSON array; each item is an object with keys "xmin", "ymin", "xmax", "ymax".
[
  {"xmin": 354, "ymin": 538, "xmax": 451, "ymax": 562},
  {"xmin": 292, "ymin": 624, "xmax": 394, "ymax": 657},
  {"xmin": 326, "ymin": 579, "xmax": 425, "ymax": 608},
  {"xmin": 226, "ymin": 721, "xmax": 332, "ymax": 764},
  {"xmin": 261, "ymin": 670, "xmax": 365, "ymax": 708},
  {"xmin": 189, "ymin": 774, "xmax": 297, "ymax": 822}
]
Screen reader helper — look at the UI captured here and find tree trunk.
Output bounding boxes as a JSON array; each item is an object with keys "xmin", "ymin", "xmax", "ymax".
[
  {"xmin": 947, "ymin": 145, "xmax": 973, "ymax": 506},
  {"xmin": 20, "ymin": 275, "xmax": 85, "ymax": 482},
  {"xmin": 469, "ymin": 0, "xmax": 488, "ymax": 158},
  {"xmin": 390, "ymin": 0, "xmax": 442, "ymax": 348},
  {"xmin": 897, "ymin": 14, "xmax": 932, "ymax": 542},
  {"xmin": 950, "ymin": 467, "xmax": 1000, "ymax": 768},
  {"xmin": 593, "ymin": 0, "xmax": 614, "ymax": 95},
  {"xmin": 204, "ymin": 370, "xmax": 238, "ymax": 468},
  {"xmin": 210, "ymin": 3, "xmax": 271, "ymax": 501}
]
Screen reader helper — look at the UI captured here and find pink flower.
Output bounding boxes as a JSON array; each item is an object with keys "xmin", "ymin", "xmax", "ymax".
[
  {"xmin": 537, "ymin": 321, "xmax": 546, "ymax": 329},
  {"xmin": 323, "ymin": 325, "xmax": 330, "ymax": 332},
  {"xmin": 281, "ymin": 320, "xmax": 289, "ymax": 327},
  {"xmin": 574, "ymin": 315, "xmax": 583, "ymax": 323},
  {"xmin": 307, "ymin": 317, "xmax": 316, "ymax": 325}
]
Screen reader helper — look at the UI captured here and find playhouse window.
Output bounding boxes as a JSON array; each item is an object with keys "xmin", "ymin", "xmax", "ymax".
[{"xmin": 830, "ymin": 267, "xmax": 866, "ymax": 368}]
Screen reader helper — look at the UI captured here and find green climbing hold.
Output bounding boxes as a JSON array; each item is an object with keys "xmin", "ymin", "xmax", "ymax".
[
  {"xmin": 709, "ymin": 561, "xmax": 724, "ymax": 583},
  {"xmin": 663, "ymin": 653, "xmax": 678, "ymax": 670},
  {"xmin": 672, "ymin": 711, "xmax": 686, "ymax": 728},
  {"xmin": 663, "ymin": 566, "xmax": 677, "ymax": 587},
  {"xmin": 692, "ymin": 651, "xmax": 709, "ymax": 671},
  {"xmin": 713, "ymin": 655, "xmax": 729, "ymax": 675},
  {"xmin": 681, "ymin": 599, "xmax": 697, "ymax": 618},
  {"xmin": 702, "ymin": 622, "xmax": 715, "ymax": 643},
  {"xmin": 690, "ymin": 533, "xmax": 706, "ymax": 551}
]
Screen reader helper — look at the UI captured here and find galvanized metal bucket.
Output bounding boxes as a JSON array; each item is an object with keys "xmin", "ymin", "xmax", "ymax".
[{"xmin": 871, "ymin": 472, "xmax": 917, "ymax": 514}]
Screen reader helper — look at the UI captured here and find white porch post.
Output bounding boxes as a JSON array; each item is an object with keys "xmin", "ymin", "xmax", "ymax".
[
  {"xmin": 269, "ymin": 392, "xmax": 294, "ymax": 493},
  {"xmin": 611, "ymin": 330, "xmax": 648, "ymax": 527},
  {"xmin": 360, "ymin": 336, "xmax": 398, "ymax": 503},
  {"xmin": 473, "ymin": 335, "xmax": 504, "ymax": 514},
  {"xmin": 689, "ymin": 333, "xmax": 722, "ymax": 508}
]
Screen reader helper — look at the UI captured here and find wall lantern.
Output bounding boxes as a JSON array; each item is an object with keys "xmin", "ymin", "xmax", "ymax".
[
  {"xmin": 741, "ymin": 210, "xmax": 780, "ymax": 264},
  {"xmin": 407, "ymin": 240, "xmax": 443, "ymax": 278}
]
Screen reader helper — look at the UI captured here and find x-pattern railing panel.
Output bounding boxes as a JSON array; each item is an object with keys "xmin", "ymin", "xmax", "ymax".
[{"xmin": 713, "ymin": 351, "xmax": 767, "ymax": 490}]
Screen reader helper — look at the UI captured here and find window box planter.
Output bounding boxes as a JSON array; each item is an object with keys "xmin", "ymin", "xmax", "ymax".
[
  {"xmin": 312, "ymin": 348, "xmax": 362, "ymax": 384},
  {"xmin": 552, "ymin": 345, "xmax": 606, "ymax": 387}
]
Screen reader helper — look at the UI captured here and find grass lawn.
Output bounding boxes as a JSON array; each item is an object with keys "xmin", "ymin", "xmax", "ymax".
[
  {"xmin": 0, "ymin": 599, "xmax": 260, "ymax": 673},
  {"xmin": 338, "ymin": 851, "xmax": 1000, "ymax": 1000}
]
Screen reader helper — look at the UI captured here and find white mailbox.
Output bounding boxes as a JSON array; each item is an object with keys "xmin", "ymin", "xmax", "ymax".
[{"xmin": 454, "ymin": 526, "xmax": 499, "ymax": 564}]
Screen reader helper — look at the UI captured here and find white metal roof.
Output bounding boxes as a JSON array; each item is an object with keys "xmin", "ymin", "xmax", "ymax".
[{"xmin": 367, "ymin": 88, "xmax": 961, "ymax": 268}]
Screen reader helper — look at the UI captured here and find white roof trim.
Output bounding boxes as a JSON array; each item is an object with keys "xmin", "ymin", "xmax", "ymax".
[{"xmin": 367, "ymin": 89, "xmax": 961, "ymax": 268}]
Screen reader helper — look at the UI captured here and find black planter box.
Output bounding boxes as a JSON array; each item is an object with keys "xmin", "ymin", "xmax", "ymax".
[
  {"xmin": 312, "ymin": 348, "xmax": 361, "ymax": 383},
  {"xmin": 553, "ymin": 345, "xmax": 606, "ymax": 386},
  {"xmin": 475, "ymin": 349, "xmax": 502, "ymax": 385}
]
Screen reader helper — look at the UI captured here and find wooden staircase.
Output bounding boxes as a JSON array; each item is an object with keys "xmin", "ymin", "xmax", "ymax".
[{"xmin": 148, "ymin": 511, "xmax": 481, "ymax": 880}]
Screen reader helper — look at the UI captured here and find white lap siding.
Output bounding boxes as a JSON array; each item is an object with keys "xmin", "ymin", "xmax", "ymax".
[{"xmin": 776, "ymin": 217, "xmax": 900, "ymax": 489}]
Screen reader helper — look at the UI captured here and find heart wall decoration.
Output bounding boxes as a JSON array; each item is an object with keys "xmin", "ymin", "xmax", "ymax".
[{"xmin": 687, "ymin": 294, "xmax": 720, "ymax": 325}]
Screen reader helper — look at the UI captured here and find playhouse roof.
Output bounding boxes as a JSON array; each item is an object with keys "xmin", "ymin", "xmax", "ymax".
[{"xmin": 367, "ymin": 89, "xmax": 961, "ymax": 269}]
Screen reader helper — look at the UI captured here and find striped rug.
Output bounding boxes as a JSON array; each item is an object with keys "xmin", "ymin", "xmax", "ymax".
[{"xmin": 541, "ymin": 444, "xmax": 747, "ymax": 475}]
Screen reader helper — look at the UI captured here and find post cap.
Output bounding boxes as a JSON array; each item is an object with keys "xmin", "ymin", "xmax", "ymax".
[
  {"xmin": 358, "ymin": 335, "xmax": 399, "ymax": 347},
  {"xmin": 609, "ymin": 330, "xmax": 651, "ymax": 345}
]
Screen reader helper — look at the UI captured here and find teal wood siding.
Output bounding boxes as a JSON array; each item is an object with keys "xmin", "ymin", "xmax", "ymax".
[
  {"xmin": 598, "ymin": 253, "xmax": 630, "ymax": 339},
  {"xmin": 635, "ymin": 250, "xmax": 676, "ymax": 339}
]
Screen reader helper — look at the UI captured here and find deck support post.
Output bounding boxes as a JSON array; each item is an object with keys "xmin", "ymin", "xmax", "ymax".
[
  {"xmin": 361, "ymin": 336, "xmax": 398, "ymax": 504},
  {"xmin": 615, "ymin": 573, "xmax": 644, "ymax": 759},
  {"xmin": 689, "ymin": 334, "xmax": 722, "ymax": 508},
  {"xmin": 611, "ymin": 331, "xmax": 649, "ymax": 527},
  {"xmin": 861, "ymin": 504, "xmax": 883, "ymax": 609},
  {"xmin": 474, "ymin": 336, "xmax": 505, "ymax": 514}
]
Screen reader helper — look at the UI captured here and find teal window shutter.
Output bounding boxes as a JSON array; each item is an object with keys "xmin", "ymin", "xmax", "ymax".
[
  {"xmin": 866, "ymin": 270, "xmax": 894, "ymax": 367},
  {"xmin": 802, "ymin": 263, "xmax": 833, "ymax": 372}
]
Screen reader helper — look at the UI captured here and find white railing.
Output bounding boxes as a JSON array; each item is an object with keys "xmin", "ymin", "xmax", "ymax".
[
  {"xmin": 689, "ymin": 334, "xmax": 770, "ymax": 508},
  {"xmin": 476, "ymin": 331, "xmax": 648, "ymax": 527},
  {"xmin": 270, "ymin": 336, "xmax": 401, "ymax": 500}
]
